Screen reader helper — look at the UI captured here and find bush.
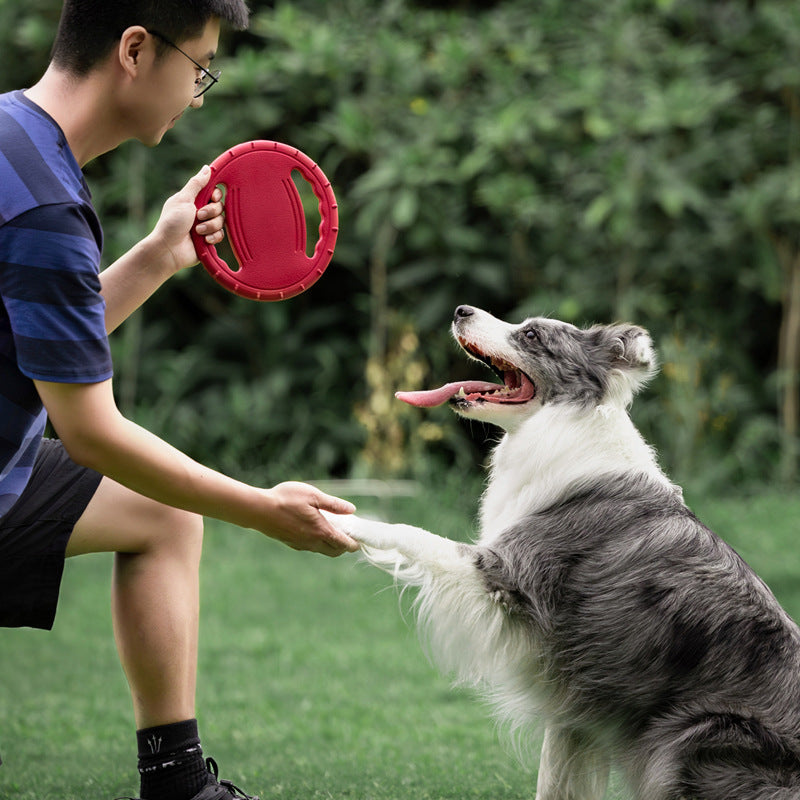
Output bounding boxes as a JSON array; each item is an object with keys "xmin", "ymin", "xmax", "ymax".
[{"xmin": 2, "ymin": 0, "xmax": 798, "ymax": 488}]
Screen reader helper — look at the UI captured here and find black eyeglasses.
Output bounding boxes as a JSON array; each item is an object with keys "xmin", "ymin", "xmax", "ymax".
[{"xmin": 148, "ymin": 29, "xmax": 221, "ymax": 97}]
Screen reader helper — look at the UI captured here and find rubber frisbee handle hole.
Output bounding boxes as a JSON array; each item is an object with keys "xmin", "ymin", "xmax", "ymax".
[
  {"xmin": 290, "ymin": 169, "xmax": 322, "ymax": 258},
  {"xmin": 211, "ymin": 183, "xmax": 242, "ymax": 273}
]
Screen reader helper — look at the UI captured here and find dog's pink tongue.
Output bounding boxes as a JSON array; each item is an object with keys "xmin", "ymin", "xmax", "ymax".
[{"xmin": 395, "ymin": 381, "xmax": 498, "ymax": 408}]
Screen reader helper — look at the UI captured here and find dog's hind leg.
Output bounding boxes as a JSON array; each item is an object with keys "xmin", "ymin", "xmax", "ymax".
[{"xmin": 536, "ymin": 727, "xmax": 609, "ymax": 800}]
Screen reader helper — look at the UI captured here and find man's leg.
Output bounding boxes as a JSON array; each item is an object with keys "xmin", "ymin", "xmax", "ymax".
[
  {"xmin": 66, "ymin": 477, "xmax": 213, "ymax": 799},
  {"xmin": 66, "ymin": 476, "xmax": 203, "ymax": 730}
]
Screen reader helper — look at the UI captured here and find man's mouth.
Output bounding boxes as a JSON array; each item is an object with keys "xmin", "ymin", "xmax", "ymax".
[{"xmin": 395, "ymin": 337, "xmax": 536, "ymax": 408}]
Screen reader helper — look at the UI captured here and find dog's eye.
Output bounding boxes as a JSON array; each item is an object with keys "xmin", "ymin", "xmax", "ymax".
[{"xmin": 524, "ymin": 328, "xmax": 539, "ymax": 342}]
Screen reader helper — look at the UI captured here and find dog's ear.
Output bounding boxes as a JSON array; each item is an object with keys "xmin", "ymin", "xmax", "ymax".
[{"xmin": 593, "ymin": 324, "xmax": 658, "ymax": 404}]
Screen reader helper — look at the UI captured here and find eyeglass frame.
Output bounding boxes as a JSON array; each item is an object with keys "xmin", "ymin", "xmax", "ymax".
[{"xmin": 147, "ymin": 29, "xmax": 221, "ymax": 98}]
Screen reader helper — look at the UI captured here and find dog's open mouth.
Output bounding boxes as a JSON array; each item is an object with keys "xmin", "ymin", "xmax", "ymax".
[{"xmin": 396, "ymin": 338, "xmax": 536, "ymax": 408}]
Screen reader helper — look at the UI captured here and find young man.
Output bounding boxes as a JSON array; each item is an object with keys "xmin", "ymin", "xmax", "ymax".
[{"xmin": 0, "ymin": 2, "xmax": 358, "ymax": 799}]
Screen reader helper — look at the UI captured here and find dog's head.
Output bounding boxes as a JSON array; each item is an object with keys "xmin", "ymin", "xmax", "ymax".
[{"xmin": 396, "ymin": 305, "xmax": 657, "ymax": 429}]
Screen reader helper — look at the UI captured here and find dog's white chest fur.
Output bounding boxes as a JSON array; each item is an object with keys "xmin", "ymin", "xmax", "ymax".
[{"xmin": 478, "ymin": 404, "xmax": 673, "ymax": 545}]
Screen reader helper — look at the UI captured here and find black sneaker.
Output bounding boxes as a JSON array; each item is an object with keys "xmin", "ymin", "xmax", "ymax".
[
  {"xmin": 191, "ymin": 758, "xmax": 260, "ymax": 800},
  {"xmin": 115, "ymin": 757, "xmax": 260, "ymax": 800}
]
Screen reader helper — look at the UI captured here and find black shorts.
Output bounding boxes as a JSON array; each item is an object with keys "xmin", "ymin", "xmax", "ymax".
[{"xmin": 0, "ymin": 439, "xmax": 102, "ymax": 630}]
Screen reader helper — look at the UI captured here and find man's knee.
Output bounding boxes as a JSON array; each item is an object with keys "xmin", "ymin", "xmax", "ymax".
[
  {"xmin": 69, "ymin": 478, "xmax": 205, "ymax": 558},
  {"xmin": 157, "ymin": 507, "xmax": 204, "ymax": 559}
]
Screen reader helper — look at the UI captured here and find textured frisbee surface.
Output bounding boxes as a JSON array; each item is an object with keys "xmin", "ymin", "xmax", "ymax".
[{"xmin": 192, "ymin": 140, "xmax": 338, "ymax": 301}]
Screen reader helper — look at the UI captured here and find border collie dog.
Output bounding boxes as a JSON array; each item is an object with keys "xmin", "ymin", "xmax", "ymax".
[{"xmin": 327, "ymin": 305, "xmax": 800, "ymax": 799}]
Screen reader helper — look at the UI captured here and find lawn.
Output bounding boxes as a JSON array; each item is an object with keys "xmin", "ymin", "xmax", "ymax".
[{"xmin": 0, "ymin": 480, "xmax": 798, "ymax": 800}]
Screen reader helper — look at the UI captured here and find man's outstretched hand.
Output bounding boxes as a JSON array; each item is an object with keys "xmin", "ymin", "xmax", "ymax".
[{"xmin": 257, "ymin": 482, "xmax": 358, "ymax": 557}]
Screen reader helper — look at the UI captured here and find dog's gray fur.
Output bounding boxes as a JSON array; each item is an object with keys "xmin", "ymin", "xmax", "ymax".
[
  {"xmin": 328, "ymin": 306, "xmax": 800, "ymax": 799},
  {"xmin": 479, "ymin": 473, "xmax": 800, "ymax": 798}
]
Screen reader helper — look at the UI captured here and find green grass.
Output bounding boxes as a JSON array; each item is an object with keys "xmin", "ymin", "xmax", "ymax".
[{"xmin": 0, "ymin": 481, "xmax": 798, "ymax": 800}]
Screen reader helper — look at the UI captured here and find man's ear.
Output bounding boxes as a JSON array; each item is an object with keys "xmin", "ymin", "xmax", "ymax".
[{"xmin": 118, "ymin": 26, "xmax": 150, "ymax": 78}]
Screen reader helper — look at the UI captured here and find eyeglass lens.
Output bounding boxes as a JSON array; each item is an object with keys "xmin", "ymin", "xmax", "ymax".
[{"xmin": 195, "ymin": 69, "xmax": 221, "ymax": 97}]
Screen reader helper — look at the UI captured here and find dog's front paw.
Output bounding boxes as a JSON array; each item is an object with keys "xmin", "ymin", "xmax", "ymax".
[
  {"xmin": 320, "ymin": 511, "xmax": 400, "ymax": 551},
  {"xmin": 320, "ymin": 509, "xmax": 360, "ymax": 541}
]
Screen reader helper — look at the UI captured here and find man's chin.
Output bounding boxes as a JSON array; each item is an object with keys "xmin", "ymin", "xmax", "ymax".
[
  {"xmin": 136, "ymin": 130, "xmax": 168, "ymax": 148},
  {"xmin": 136, "ymin": 112, "xmax": 183, "ymax": 147}
]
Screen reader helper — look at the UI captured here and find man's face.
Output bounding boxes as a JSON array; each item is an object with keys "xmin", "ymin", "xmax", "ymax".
[{"xmin": 134, "ymin": 17, "xmax": 221, "ymax": 146}]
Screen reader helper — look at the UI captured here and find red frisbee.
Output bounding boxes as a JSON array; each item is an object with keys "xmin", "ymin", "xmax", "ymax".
[{"xmin": 191, "ymin": 140, "xmax": 338, "ymax": 301}]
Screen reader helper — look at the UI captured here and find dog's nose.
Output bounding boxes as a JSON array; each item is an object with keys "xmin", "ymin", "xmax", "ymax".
[{"xmin": 454, "ymin": 305, "xmax": 475, "ymax": 321}]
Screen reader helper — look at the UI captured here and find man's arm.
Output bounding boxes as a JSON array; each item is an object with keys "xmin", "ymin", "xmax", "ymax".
[
  {"xmin": 35, "ymin": 378, "xmax": 358, "ymax": 555},
  {"xmin": 100, "ymin": 165, "xmax": 225, "ymax": 334}
]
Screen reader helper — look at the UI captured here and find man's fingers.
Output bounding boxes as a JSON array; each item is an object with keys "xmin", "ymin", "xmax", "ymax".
[
  {"xmin": 316, "ymin": 491, "xmax": 356, "ymax": 516},
  {"xmin": 314, "ymin": 493, "xmax": 358, "ymax": 554},
  {"xmin": 320, "ymin": 519, "xmax": 359, "ymax": 554},
  {"xmin": 176, "ymin": 165, "xmax": 212, "ymax": 205},
  {"xmin": 196, "ymin": 199, "xmax": 224, "ymax": 222}
]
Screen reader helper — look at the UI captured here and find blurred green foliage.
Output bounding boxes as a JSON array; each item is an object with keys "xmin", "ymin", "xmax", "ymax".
[{"xmin": 2, "ymin": 0, "xmax": 799, "ymax": 490}]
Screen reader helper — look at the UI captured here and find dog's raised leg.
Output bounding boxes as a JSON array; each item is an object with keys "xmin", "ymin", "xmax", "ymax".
[
  {"xmin": 323, "ymin": 512, "xmax": 525, "ymax": 688},
  {"xmin": 321, "ymin": 512, "xmax": 470, "ymax": 578},
  {"xmin": 536, "ymin": 727, "xmax": 609, "ymax": 800}
]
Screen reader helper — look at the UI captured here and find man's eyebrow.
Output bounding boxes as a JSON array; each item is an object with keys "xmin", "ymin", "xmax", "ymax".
[{"xmin": 206, "ymin": 51, "xmax": 217, "ymax": 62}]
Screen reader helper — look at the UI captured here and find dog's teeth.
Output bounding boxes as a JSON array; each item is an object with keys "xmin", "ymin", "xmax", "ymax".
[{"xmin": 457, "ymin": 387, "xmax": 467, "ymax": 398}]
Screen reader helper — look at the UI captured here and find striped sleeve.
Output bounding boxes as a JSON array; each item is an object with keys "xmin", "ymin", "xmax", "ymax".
[{"xmin": 0, "ymin": 203, "xmax": 112, "ymax": 383}]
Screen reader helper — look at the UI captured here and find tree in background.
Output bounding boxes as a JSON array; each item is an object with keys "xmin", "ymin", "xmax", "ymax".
[{"xmin": 1, "ymin": 0, "xmax": 797, "ymax": 489}]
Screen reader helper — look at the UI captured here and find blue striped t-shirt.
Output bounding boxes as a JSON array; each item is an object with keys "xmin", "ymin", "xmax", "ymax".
[{"xmin": 0, "ymin": 90, "xmax": 113, "ymax": 518}]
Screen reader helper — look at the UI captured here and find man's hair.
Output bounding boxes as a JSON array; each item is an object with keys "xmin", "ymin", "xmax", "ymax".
[{"xmin": 51, "ymin": 0, "xmax": 250, "ymax": 76}]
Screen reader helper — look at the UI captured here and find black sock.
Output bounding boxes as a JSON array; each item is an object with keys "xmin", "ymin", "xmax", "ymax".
[{"xmin": 136, "ymin": 719, "xmax": 208, "ymax": 800}]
